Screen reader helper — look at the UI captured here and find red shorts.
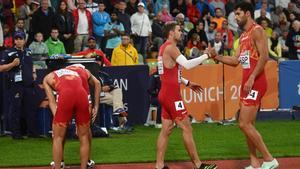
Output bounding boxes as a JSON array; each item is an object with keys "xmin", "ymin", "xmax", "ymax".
[
  {"xmin": 158, "ymin": 89, "xmax": 188, "ymax": 121},
  {"xmin": 240, "ymin": 80, "xmax": 267, "ymax": 106},
  {"xmin": 54, "ymin": 89, "xmax": 90, "ymax": 127}
]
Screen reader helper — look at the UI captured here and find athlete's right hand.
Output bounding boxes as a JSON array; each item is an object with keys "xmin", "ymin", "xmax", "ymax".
[
  {"xmin": 188, "ymin": 82, "xmax": 203, "ymax": 93},
  {"xmin": 206, "ymin": 44, "xmax": 217, "ymax": 58}
]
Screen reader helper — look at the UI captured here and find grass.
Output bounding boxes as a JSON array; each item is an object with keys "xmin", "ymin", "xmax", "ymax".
[{"xmin": 0, "ymin": 121, "xmax": 300, "ymax": 167}]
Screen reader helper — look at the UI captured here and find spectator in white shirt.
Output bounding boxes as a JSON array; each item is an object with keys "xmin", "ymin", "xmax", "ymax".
[
  {"xmin": 130, "ymin": 2, "xmax": 152, "ymax": 63},
  {"xmin": 73, "ymin": 0, "xmax": 93, "ymax": 52}
]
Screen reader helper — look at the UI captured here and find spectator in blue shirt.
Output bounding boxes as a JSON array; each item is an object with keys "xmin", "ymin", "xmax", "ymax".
[
  {"xmin": 104, "ymin": 11, "xmax": 125, "ymax": 60},
  {"xmin": 92, "ymin": 1, "xmax": 111, "ymax": 51}
]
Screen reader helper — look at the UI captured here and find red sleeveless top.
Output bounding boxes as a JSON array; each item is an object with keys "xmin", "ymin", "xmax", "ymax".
[
  {"xmin": 239, "ymin": 23, "xmax": 267, "ymax": 85},
  {"xmin": 157, "ymin": 41, "xmax": 182, "ymax": 92}
]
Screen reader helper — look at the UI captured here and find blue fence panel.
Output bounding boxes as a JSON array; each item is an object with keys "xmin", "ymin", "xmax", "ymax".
[{"xmin": 279, "ymin": 61, "xmax": 300, "ymax": 109}]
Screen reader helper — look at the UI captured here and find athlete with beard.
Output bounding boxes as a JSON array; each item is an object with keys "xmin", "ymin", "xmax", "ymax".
[{"xmin": 208, "ymin": 2, "xmax": 279, "ymax": 169}]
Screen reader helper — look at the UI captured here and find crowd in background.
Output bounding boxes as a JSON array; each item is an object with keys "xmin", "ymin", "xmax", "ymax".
[
  {"xmin": 0, "ymin": 0, "xmax": 299, "ymax": 65},
  {"xmin": 0, "ymin": 0, "xmax": 299, "ymax": 139}
]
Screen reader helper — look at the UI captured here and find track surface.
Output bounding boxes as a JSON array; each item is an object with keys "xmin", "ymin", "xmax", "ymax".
[{"xmin": 2, "ymin": 157, "xmax": 299, "ymax": 169}]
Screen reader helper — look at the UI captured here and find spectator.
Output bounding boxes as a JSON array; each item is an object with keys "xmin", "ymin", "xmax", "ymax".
[
  {"xmin": 86, "ymin": 0, "xmax": 98, "ymax": 14},
  {"xmin": 15, "ymin": 18, "xmax": 29, "ymax": 43},
  {"xmin": 175, "ymin": 13, "xmax": 189, "ymax": 53},
  {"xmin": 185, "ymin": 33, "xmax": 205, "ymax": 58},
  {"xmin": 1, "ymin": 31, "xmax": 39, "ymax": 139},
  {"xmin": 255, "ymin": 8, "xmax": 272, "ymax": 25},
  {"xmin": 186, "ymin": 0, "xmax": 201, "ymax": 25},
  {"xmin": 117, "ymin": 1, "xmax": 132, "ymax": 35},
  {"xmin": 284, "ymin": 2, "xmax": 300, "ymax": 19},
  {"xmin": 271, "ymin": 6, "xmax": 283, "ymax": 28},
  {"xmin": 196, "ymin": 0, "xmax": 215, "ymax": 17},
  {"xmin": 29, "ymin": 32, "xmax": 49, "ymax": 56},
  {"xmin": 126, "ymin": 0, "xmax": 138, "ymax": 16},
  {"xmin": 104, "ymin": 11, "xmax": 125, "ymax": 60},
  {"xmin": 188, "ymin": 19, "xmax": 208, "ymax": 47},
  {"xmin": 278, "ymin": 29, "xmax": 289, "ymax": 58},
  {"xmin": 254, "ymin": 2, "xmax": 271, "ymax": 20},
  {"xmin": 170, "ymin": 0, "xmax": 186, "ymax": 17},
  {"xmin": 111, "ymin": 34, "xmax": 138, "ymax": 66},
  {"xmin": 151, "ymin": 12, "xmax": 164, "ymax": 52},
  {"xmin": 227, "ymin": 11, "xmax": 239, "ymax": 33},
  {"xmin": 211, "ymin": 8, "xmax": 226, "ymax": 30},
  {"xmin": 260, "ymin": 18, "xmax": 273, "ymax": 38},
  {"xmin": 206, "ymin": 21, "xmax": 217, "ymax": 42},
  {"xmin": 92, "ymin": 1, "xmax": 111, "ymax": 51},
  {"xmin": 288, "ymin": 12, "xmax": 298, "ymax": 27},
  {"xmin": 286, "ymin": 20, "xmax": 300, "ymax": 60},
  {"xmin": 98, "ymin": 70, "xmax": 129, "ymax": 130},
  {"xmin": 209, "ymin": 31, "xmax": 224, "ymax": 56},
  {"xmin": 268, "ymin": 31, "xmax": 282, "ymax": 60},
  {"xmin": 160, "ymin": 5, "xmax": 173, "ymax": 23},
  {"xmin": 143, "ymin": 0, "xmax": 155, "ymax": 15},
  {"xmin": 73, "ymin": 0, "xmax": 93, "ymax": 52},
  {"xmin": 130, "ymin": 2, "xmax": 152, "ymax": 63},
  {"xmin": 277, "ymin": 12, "xmax": 290, "ymax": 33},
  {"xmin": 55, "ymin": 0, "xmax": 75, "ymax": 54},
  {"xmin": 1, "ymin": 0, "xmax": 14, "ymax": 31},
  {"xmin": 73, "ymin": 36, "xmax": 111, "ymax": 66},
  {"xmin": 45, "ymin": 28, "xmax": 66, "ymax": 56},
  {"xmin": 29, "ymin": 32, "xmax": 48, "ymax": 69},
  {"xmin": 31, "ymin": 0, "xmax": 56, "ymax": 40},
  {"xmin": 2, "ymin": 24, "xmax": 13, "ymax": 49},
  {"xmin": 18, "ymin": 0, "xmax": 35, "ymax": 31},
  {"xmin": 219, "ymin": 20, "xmax": 234, "ymax": 54},
  {"xmin": 144, "ymin": 69, "xmax": 161, "ymax": 128},
  {"xmin": 154, "ymin": 0, "xmax": 170, "ymax": 15}
]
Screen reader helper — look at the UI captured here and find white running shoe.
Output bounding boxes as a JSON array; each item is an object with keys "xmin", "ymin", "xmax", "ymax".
[
  {"xmin": 87, "ymin": 159, "xmax": 95, "ymax": 169},
  {"xmin": 50, "ymin": 161, "xmax": 65, "ymax": 169},
  {"xmin": 261, "ymin": 159, "xmax": 279, "ymax": 169},
  {"xmin": 245, "ymin": 165, "xmax": 261, "ymax": 169}
]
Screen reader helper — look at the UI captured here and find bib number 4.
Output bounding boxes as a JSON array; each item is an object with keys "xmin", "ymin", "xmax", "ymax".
[
  {"xmin": 175, "ymin": 101, "xmax": 185, "ymax": 111},
  {"xmin": 245, "ymin": 90, "xmax": 258, "ymax": 100}
]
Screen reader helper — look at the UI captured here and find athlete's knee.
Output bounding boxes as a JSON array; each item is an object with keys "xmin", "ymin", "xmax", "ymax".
[
  {"xmin": 239, "ymin": 121, "xmax": 252, "ymax": 131},
  {"xmin": 181, "ymin": 123, "xmax": 193, "ymax": 134},
  {"xmin": 161, "ymin": 125, "xmax": 173, "ymax": 136}
]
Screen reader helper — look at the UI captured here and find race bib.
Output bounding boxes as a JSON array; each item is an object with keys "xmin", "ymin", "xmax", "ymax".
[
  {"xmin": 14, "ymin": 71, "xmax": 22, "ymax": 82},
  {"xmin": 245, "ymin": 90, "xmax": 258, "ymax": 100},
  {"xmin": 240, "ymin": 50, "xmax": 250, "ymax": 69},
  {"xmin": 157, "ymin": 56, "xmax": 164, "ymax": 75},
  {"xmin": 175, "ymin": 101, "xmax": 185, "ymax": 111},
  {"xmin": 54, "ymin": 69, "xmax": 79, "ymax": 77}
]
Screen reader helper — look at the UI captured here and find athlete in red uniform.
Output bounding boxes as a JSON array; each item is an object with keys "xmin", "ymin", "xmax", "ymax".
[
  {"xmin": 43, "ymin": 67, "xmax": 99, "ymax": 169},
  {"xmin": 210, "ymin": 2, "xmax": 279, "ymax": 169},
  {"xmin": 155, "ymin": 22, "xmax": 217, "ymax": 169},
  {"xmin": 50, "ymin": 64, "xmax": 100, "ymax": 168}
]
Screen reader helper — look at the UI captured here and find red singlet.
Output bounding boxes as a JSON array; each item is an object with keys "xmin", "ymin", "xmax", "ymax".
[
  {"xmin": 52, "ymin": 68, "xmax": 90, "ymax": 127},
  {"xmin": 157, "ymin": 41, "xmax": 188, "ymax": 121},
  {"xmin": 239, "ymin": 23, "xmax": 267, "ymax": 106}
]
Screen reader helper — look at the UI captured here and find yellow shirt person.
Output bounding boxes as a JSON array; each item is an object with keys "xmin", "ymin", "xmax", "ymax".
[{"xmin": 111, "ymin": 35, "xmax": 139, "ymax": 66}]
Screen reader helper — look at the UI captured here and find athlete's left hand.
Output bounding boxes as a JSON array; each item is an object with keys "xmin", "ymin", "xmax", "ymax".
[
  {"xmin": 188, "ymin": 82, "xmax": 203, "ymax": 93},
  {"xmin": 244, "ymin": 75, "xmax": 255, "ymax": 94}
]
